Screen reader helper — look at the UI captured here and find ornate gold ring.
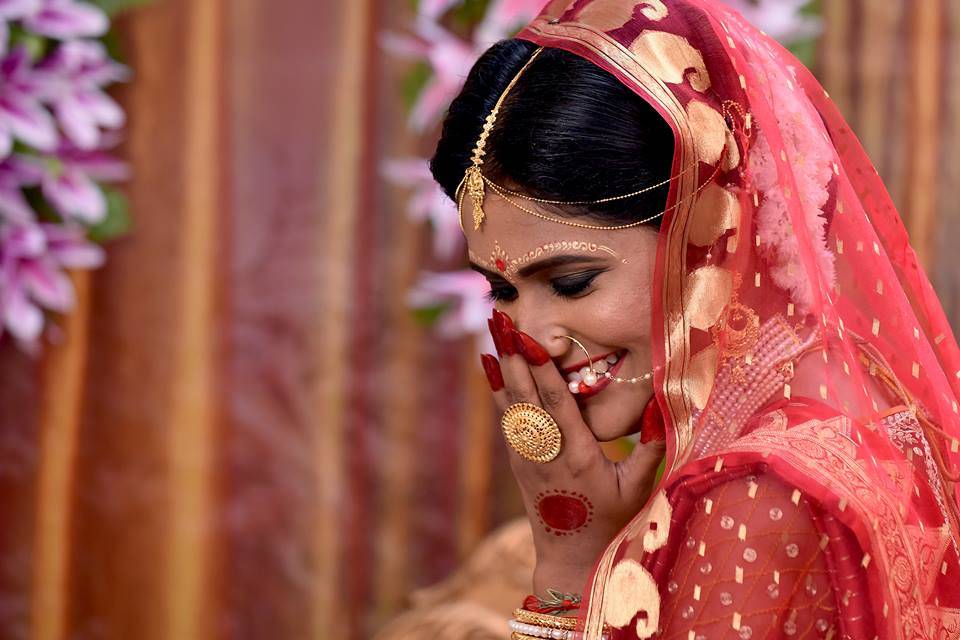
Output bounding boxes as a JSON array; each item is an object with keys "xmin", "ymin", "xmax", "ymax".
[{"xmin": 500, "ymin": 402, "xmax": 562, "ymax": 463}]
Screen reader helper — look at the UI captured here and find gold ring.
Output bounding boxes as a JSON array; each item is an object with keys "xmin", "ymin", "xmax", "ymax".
[{"xmin": 500, "ymin": 402, "xmax": 562, "ymax": 463}]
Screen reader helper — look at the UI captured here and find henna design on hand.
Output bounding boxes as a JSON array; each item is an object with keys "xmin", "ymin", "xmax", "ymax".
[{"xmin": 535, "ymin": 489, "xmax": 594, "ymax": 536}]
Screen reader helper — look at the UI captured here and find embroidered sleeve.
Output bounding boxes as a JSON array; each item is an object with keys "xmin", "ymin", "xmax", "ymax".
[{"xmin": 657, "ymin": 473, "xmax": 846, "ymax": 639}]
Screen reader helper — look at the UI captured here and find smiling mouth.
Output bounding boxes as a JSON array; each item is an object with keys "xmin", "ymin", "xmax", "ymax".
[{"xmin": 564, "ymin": 350, "xmax": 627, "ymax": 400}]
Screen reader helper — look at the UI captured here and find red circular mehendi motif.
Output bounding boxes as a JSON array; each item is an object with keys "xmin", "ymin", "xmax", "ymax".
[{"xmin": 535, "ymin": 490, "xmax": 594, "ymax": 536}]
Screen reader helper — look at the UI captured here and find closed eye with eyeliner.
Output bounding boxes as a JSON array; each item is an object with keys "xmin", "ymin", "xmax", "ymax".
[{"xmin": 477, "ymin": 266, "xmax": 607, "ymax": 302}]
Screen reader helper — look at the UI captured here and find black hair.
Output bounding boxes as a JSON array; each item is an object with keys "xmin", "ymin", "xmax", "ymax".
[{"xmin": 430, "ymin": 39, "xmax": 675, "ymax": 227}]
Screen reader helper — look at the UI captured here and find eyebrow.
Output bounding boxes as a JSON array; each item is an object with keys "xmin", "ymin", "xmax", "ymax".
[{"xmin": 469, "ymin": 254, "xmax": 607, "ymax": 280}]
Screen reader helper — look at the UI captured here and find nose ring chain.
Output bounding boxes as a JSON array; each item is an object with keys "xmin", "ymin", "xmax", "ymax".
[{"xmin": 560, "ymin": 335, "xmax": 657, "ymax": 385}]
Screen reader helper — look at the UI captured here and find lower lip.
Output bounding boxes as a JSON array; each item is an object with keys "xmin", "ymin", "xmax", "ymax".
[{"xmin": 575, "ymin": 352, "xmax": 627, "ymax": 401}]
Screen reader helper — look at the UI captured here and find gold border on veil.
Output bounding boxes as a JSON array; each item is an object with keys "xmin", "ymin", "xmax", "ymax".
[{"xmin": 521, "ymin": 15, "xmax": 701, "ymax": 640}]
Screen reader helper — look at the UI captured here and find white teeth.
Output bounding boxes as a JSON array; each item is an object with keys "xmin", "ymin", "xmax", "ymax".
[{"xmin": 566, "ymin": 353, "xmax": 623, "ymax": 388}]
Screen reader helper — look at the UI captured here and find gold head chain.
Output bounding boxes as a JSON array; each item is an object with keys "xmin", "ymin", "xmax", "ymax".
[{"xmin": 455, "ymin": 46, "xmax": 711, "ymax": 234}]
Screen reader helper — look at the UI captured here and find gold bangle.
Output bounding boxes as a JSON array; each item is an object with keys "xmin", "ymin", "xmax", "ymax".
[
  {"xmin": 513, "ymin": 633, "xmax": 561, "ymax": 640},
  {"xmin": 513, "ymin": 609, "xmax": 578, "ymax": 630}
]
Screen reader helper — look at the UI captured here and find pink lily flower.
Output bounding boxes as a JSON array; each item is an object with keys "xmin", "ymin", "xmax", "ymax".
[
  {"xmin": 0, "ymin": 46, "xmax": 59, "ymax": 158},
  {"xmin": 0, "ymin": 154, "xmax": 43, "ymax": 222},
  {"xmin": 22, "ymin": 0, "xmax": 108, "ymax": 40},
  {"xmin": 382, "ymin": 157, "xmax": 462, "ymax": 260},
  {"xmin": 722, "ymin": 0, "xmax": 821, "ymax": 45},
  {"xmin": 15, "ymin": 143, "xmax": 129, "ymax": 223},
  {"xmin": 475, "ymin": 0, "xmax": 550, "ymax": 47},
  {"xmin": 0, "ymin": 221, "xmax": 103, "ymax": 342},
  {"xmin": 408, "ymin": 270, "xmax": 495, "ymax": 347},
  {"xmin": 417, "ymin": 0, "xmax": 461, "ymax": 21},
  {"xmin": 37, "ymin": 39, "xmax": 129, "ymax": 150},
  {"xmin": 383, "ymin": 21, "xmax": 477, "ymax": 132},
  {"xmin": 0, "ymin": 0, "xmax": 41, "ymax": 53}
]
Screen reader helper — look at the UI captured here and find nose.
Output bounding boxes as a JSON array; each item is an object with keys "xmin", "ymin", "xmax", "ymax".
[{"xmin": 510, "ymin": 305, "xmax": 570, "ymax": 359}]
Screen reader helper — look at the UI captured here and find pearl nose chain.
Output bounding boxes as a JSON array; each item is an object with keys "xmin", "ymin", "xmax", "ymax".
[{"xmin": 560, "ymin": 335, "xmax": 657, "ymax": 385}]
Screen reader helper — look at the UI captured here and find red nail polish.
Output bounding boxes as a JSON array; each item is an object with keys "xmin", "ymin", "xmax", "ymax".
[
  {"xmin": 493, "ymin": 310, "xmax": 518, "ymax": 355},
  {"xmin": 513, "ymin": 330, "xmax": 551, "ymax": 366},
  {"xmin": 487, "ymin": 318, "xmax": 503, "ymax": 356},
  {"xmin": 480, "ymin": 353, "xmax": 504, "ymax": 391}
]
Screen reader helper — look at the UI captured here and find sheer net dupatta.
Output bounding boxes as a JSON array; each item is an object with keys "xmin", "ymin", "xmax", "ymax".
[{"xmin": 517, "ymin": 1, "xmax": 960, "ymax": 638}]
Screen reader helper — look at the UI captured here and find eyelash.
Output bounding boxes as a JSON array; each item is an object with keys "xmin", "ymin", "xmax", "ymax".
[{"xmin": 485, "ymin": 272, "xmax": 603, "ymax": 302}]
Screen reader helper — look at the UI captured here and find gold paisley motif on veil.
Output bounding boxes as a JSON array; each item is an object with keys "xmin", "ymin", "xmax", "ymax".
[
  {"xmin": 628, "ymin": 30, "xmax": 711, "ymax": 92},
  {"xmin": 575, "ymin": 0, "xmax": 640, "ymax": 32},
  {"xmin": 639, "ymin": 0, "xmax": 669, "ymax": 20},
  {"xmin": 603, "ymin": 560, "xmax": 660, "ymax": 639},
  {"xmin": 541, "ymin": 0, "xmax": 576, "ymax": 20},
  {"xmin": 682, "ymin": 265, "xmax": 734, "ymax": 330},
  {"xmin": 687, "ymin": 344, "xmax": 719, "ymax": 410},
  {"xmin": 602, "ymin": 492, "xmax": 671, "ymax": 639},
  {"xmin": 688, "ymin": 183, "xmax": 741, "ymax": 247},
  {"xmin": 686, "ymin": 100, "xmax": 729, "ymax": 166}
]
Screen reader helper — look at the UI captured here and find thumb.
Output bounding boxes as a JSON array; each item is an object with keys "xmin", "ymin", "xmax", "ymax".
[
  {"xmin": 619, "ymin": 397, "xmax": 667, "ymax": 489},
  {"xmin": 620, "ymin": 437, "xmax": 666, "ymax": 489}
]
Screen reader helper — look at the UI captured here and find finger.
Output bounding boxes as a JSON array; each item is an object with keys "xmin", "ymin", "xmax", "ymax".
[
  {"xmin": 513, "ymin": 329, "xmax": 602, "ymax": 456},
  {"xmin": 493, "ymin": 310, "xmax": 540, "ymax": 407},
  {"xmin": 619, "ymin": 438, "xmax": 667, "ymax": 500},
  {"xmin": 480, "ymin": 353, "xmax": 507, "ymax": 406}
]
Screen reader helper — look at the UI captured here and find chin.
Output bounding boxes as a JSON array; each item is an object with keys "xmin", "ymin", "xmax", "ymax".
[
  {"xmin": 579, "ymin": 384, "xmax": 652, "ymax": 442},
  {"xmin": 581, "ymin": 405, "xmax": 644, "ymax": 442}
]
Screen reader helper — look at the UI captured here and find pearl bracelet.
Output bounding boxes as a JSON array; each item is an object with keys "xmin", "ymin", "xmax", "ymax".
[{"xmin": 508, "ymin": 620, "xmax": 609, "ymax": 640}]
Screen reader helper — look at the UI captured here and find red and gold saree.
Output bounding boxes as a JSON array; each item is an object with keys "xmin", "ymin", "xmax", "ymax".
[{"xmin": 513, "ymin": 1, "xmax": 960, "ymax": 638}]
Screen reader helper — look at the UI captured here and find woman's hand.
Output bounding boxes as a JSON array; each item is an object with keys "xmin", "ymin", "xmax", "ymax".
[{"xmin": 481, "ymin": 309, "xmax": 666, "ymax": 595}]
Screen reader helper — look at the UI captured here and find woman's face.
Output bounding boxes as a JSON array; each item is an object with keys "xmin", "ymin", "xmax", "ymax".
[{"xmin": 465, "ymin": 195, "xmax": 660, "ymax": 441}]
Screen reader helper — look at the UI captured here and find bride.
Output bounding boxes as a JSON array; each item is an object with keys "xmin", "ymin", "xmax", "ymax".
[{"xmin": 429, "ymin": 0, "xmax": 960, "ymax": 638}]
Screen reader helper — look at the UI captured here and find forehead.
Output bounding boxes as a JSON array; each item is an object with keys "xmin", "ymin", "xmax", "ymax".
[
  {"xmin": 462, "ymin": 195, "xmax": 643, "ymax": 277},
  {"xmin": 463, "ymin": 195, "xmax": 622, "ymax": 251}
]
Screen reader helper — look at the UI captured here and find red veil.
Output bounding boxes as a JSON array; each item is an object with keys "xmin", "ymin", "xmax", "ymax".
[{"xmin": 515, "ymin": 1, "xmax": 960, "ymax": 638}]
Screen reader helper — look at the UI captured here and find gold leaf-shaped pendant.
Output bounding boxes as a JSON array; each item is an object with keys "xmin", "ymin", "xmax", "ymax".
[{"xmin": 465, "ymin": 166, "xmax": 486, "ymax": 230}]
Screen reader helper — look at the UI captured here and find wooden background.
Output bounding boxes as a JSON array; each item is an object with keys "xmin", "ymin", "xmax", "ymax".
[{"xmin": 0, "ymin": 1, "xmax": 957, "ymax": 639}]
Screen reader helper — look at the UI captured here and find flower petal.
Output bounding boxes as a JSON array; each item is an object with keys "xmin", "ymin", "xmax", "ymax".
[
  {"xmin": 0, "ymin": 186, "xmax": 35, "ymax": 223},
  {"xmin": 0, "ymin": 0, "xmax": 40, "ymax": 20},
  {"xmin": 42, "ymin": 168, "xmax": 106, "ymax": 222},
  {"xmin": 3, "ymin": 281, "xmax": 43, "ymax": 342},
  {"xmin": 21, "ymin": 258, "xmax": 73, "ymax": 311},
  {"xmin": 23, "ymin": 0, "xmax": 109, "ymax": 39},
  {"xmin": 1, "ymin": 94, "xmax": 58, "ymax": 150},
  {"xmin": 55, "ymin": 95, "xmax": 97, "ymax": 149}
]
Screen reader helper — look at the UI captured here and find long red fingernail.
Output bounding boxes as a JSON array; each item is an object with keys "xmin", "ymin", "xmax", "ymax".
[
  {"xmin": 480, "ymin": 353, "xmax": 504, "ymax": 391},
  {"xmin": 493, "ymin": 309, "xmax": 518, "ymax": 355},
  {"xmin": 487, "ymin": 318, "xmax": 503, "ymax": 356},
  {"xmin": 513, "ymin": 329, "xmax": 551, "ymax": 366}
]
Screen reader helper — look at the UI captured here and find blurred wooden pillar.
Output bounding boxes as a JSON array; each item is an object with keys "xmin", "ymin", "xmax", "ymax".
[
  {"xmin": 32, "ymin": 273, "xmax": 91, "ymax": 640},
  {"xmin": 821, "ymin": 0, "xmax": 960, "ymax": 334}
]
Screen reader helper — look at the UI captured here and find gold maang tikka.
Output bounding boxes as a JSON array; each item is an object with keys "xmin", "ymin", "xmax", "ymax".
[{"xmin": 455, "ymin": 47, "xmax": 711, "ymax": 234}]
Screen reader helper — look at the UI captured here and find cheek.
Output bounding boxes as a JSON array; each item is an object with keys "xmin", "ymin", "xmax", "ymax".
[{"xmin": 584, "ymin": 281, "xmax": 652, "ymax": 344}]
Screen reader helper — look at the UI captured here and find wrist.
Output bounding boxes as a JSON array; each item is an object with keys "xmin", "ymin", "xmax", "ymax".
[{"xmin": 533, "ymin": 556, "xmax": 594, "ymax": 595}]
